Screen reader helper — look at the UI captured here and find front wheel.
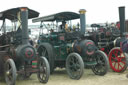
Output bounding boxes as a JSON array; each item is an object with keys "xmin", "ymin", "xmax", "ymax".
[
  {"xmin": 108, "ymin": 47, "xmax": 127, "ymax": 72},
  {"xmin": 37, "ymin": 57, "xmax": 50, "ymax": 83},
  {"xmin": 92, "ymin": 50, "xmax": 109, "ymax": 76},
  {"xmin": 4, "ymin": 58, "xmax": 17, "ymax": 85},
  {"xmin": 66, "ymin": 53, "xmax": 84, "ymax": 80}
]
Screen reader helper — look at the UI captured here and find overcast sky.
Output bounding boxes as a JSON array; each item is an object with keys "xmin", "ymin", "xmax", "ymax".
[{"xmin": 0, "ymin": 0, "xmax": 128, "ymax": 24}]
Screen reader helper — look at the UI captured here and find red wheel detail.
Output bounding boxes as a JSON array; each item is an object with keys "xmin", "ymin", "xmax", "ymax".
[
  {"xmin": 113, "ymin": 62, "xmax": 116, "ymax": 68},
  {"xmin": 109, "ymin": 47, "xmax": 126, "ymax": 72}
]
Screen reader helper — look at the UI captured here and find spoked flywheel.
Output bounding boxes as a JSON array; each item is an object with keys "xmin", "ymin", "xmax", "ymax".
[
  {"xmin": 92, "ymin": 50, "xmax": 109, "ymax": 76},
  {"xmin": 109, "ymin": 47, "xmax": 127, "ymax": 72},
  {"xmin": 37, "ymin": 57, "xmax": 50, "ymax": 83},
  {"xmin": 66, "ymin": 53, "xmax": 84, "ymax": 80},
  {"xmin": 4, "ymin": 58, "xmax": 17, "ymax": 85}
]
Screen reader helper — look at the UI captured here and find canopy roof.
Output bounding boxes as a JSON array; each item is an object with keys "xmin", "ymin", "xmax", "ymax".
[
  {"xmin": 32, "ymin": 12, "xmax": 80, "ymax": 23},
  {"xmin": 0, "ymin": 7, "xmax": 39, "ymax": 20}
]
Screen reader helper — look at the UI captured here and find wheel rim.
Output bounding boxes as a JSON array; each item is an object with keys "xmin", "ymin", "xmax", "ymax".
[
  {"xmin": 39, "ymin": 60, "xmax": 47, "ymax": 81},
  {"xmin": 92, "ymin": 51, "xmax": 108, "ymax": 75},
  {"xmin": 68, "ymin": 56, "xmax": 80, "ymax": 77},
  {"xmin": 66, "ymin": 53, "xmax": 83, "ymax": 79},
  {"xmin": 109, "ymin": 48, "xmax": 126, "ymax": 72},
  {"xmin": 5, "ymin": 59, "xmax": 16, "ymax": 85},
  {"xmin": 37, "ymin": 57, "xmax": 50, "ymax": 83}
]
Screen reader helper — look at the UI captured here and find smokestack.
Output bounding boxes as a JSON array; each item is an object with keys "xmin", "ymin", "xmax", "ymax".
[
  {"xmin": 119, "ymin": 6, "xmax": 125, "ymax": 36},
  {"xmin": 79, "ymin": 9, "xmax": 86, "ymax": 34},
  {"xmin": 20, "ymin": 8, "xmax": 29, "ymax": 44}
]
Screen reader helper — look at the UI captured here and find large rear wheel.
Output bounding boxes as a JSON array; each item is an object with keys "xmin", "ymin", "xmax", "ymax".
[
  {"xmin": 109, "ymin": 47, "xmax": 127, "ymax": 72},
  {"xmin": 38, "ymin": 43, "xmax": 54, "ymax": 74},
  {"xmin": 66, "ymin": 53, "xmax": 84, "ymax": 80},
  {"xmin": 37, "ymin": 57, "xmax": 50, "ymax": 83},
  {"xmin": 92, "ymin": 50, "xmax": 109, "ymax": 76},
  {"xmin": 4, "ymin": 58, "xmax": 17, "ymax": 85}
]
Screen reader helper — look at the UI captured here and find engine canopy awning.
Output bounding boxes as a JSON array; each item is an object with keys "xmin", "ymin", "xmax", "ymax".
[
  {"xmin": 0, "ymin": 7, "xmax": 39, "ymax": 21},
  {"xmin": 32, "ymin": 12, "xmax": 80, "ymax": 23}
]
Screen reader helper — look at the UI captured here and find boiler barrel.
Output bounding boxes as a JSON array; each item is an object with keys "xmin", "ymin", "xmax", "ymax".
[{"xmin": 73, "ymin": 40, "xmax": 97, "ymax": 56}]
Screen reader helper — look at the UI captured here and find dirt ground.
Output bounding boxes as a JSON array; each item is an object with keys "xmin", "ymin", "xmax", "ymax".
[{"xmin": 1, "ymin": 68, "xmax": 128, "ymax": 85}]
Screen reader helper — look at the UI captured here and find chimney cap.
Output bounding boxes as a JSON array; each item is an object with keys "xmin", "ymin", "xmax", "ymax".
[{"xmin": 79, "ymin": 9, "xmax": 86, "ymax": 14}]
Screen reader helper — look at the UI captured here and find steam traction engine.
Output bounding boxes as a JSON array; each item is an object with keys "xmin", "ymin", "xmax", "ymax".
[
  {"xmin": 32, "ymin": 9, "xmax": 109, "ymax": 80},
  {"xmin": 0, "ymin": 7, "xmax": 50, "ymax": 85},
  {"xmin": 89, "ymin": 7, "xmax": 128, "ymax": 73}
]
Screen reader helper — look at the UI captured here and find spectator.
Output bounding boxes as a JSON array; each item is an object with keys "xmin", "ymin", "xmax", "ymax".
[
  {"xmin": 29, "ymin": 37, "xmax": 33, "ymax": 46},
  {"xmin": 59, "ymin": 21, "xmax": 66, "ymax": 32}
]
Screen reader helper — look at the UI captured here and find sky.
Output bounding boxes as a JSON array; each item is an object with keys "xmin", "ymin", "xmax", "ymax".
[{"xmin": 0, "ymin": 0, "xmax": 128, "ymax": 24}]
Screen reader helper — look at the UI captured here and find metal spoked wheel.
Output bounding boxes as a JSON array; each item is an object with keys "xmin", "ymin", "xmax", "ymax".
[
  {"xmin": 37, "ymin": 57, "xmax": 50, "ymax": 83},
  {"xmin": 92, "ymin": 50, "xmax": 109, "ymax": 76},
  {"xmin": 4, "ymin": 59, "xmax": 17, "ymax": 85},
  {"xmin": 109, "ymin": 47, "xmax": 127, "ymax": 72},
  {"xmin": 66, "ymin": 53, "xmax": 84, "ymax": 80}
]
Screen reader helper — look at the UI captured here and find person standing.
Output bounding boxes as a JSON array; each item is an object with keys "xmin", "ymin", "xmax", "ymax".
[{"xmin": 29, "ymin": 37, "xmax": 34, "ymax": 46}]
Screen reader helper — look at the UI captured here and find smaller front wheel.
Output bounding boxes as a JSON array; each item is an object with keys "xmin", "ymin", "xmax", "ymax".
[
  {"xmin": 37, "ymin": 56, "xmax": 50, "ymax": 83},
  {"xmin": 108, "ymin": 47, "xmax": 127, "ymax": 72},
  {"xmin": 66, "ymin": 53, "xmax": 84, "ymax": 80},
  {"xmin": 92, "ymin": 50, "xmax": 109, "ymax": 76},
  {"xmin": 4, "ymin": 58, "xmax": 17, "ymax": 85}
]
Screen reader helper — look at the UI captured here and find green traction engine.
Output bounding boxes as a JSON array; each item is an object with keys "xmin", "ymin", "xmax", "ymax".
[{"xmin": 33, "ymin": 9, "xmax": 109, "ymax": 80}]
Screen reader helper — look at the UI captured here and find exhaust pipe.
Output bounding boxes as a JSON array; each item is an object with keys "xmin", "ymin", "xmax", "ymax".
[
  {"xmin": 79, "ymin": 9, "xmax": 86, "ymax": 34},
  {"xmin": 20, "ymin": 8, "xmax": 29, "ymax": 44},
  {"xmin": 119, "ymin": 6, "xmax": 125, "ymax": 36}
]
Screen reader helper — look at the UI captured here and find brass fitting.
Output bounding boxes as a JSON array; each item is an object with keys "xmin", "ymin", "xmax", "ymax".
[{"xmin": 79, "ymin": 9, "xmax": 86, "ymax": 14}]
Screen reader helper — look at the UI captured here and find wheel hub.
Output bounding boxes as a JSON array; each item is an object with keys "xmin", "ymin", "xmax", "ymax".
[
  {"xmin": 118, "ymin": 58, "xmax": 121, "ymax": 62},
  {"xmin": 97, "ymin": 60, "xmax": 102, "ymax": 64},
  {"xmin": 116, "ymin": 57, "xmax": 121, "ymax": 62}
]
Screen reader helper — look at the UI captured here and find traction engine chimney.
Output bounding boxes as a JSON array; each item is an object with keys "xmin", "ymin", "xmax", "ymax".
[
  {"xmin": 79, "ymin": 9, "xmax": 86, "ymax": 34},
  {"xmin": 20, "ymin": 8, "xmax": 29, "ymax": 44}
]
